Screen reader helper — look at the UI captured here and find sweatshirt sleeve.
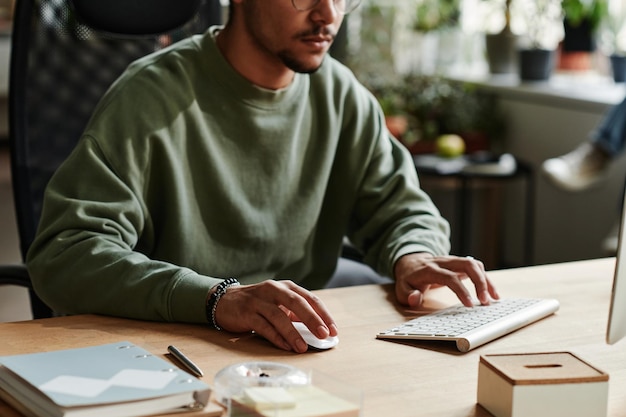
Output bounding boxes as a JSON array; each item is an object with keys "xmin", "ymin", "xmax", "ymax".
[
  {"xmin": 345, "ymin": 89, "xmax": 451, "ymax": 277},
  {"xmin": 26, "ymin": 137, "xmax": 220, "ymax": 323}
]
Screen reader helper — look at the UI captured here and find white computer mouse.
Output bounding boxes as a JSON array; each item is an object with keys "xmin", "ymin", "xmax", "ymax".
[{"xmin": 292, "ymin": 322, "xmax": 339, "ymax": 350}]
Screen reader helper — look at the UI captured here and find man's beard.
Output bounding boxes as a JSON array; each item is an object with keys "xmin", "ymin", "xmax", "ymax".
[
  {"xmin": 277, "ymin": 51, "xmax": 326, "ymax": 74},
  {"xmin": 279, "ymin": 26, "xmax": 336, "ymax": 74}
]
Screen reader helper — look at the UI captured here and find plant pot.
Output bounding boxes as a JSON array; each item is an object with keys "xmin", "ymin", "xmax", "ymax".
[
  {"xmin": 385, "ymin": 115, "xmax": 409, "ymax": 139},
  {"xmin": 485, "ymin": 30, "xmax": 518, "ymax": 74},
  {"xmin": 558, "ymin": 50, "xmax": 593, "ymax": 71},
  {"xmin": 562, "ymin": 18, "xmax": 596, "ymax": 52},
  {"xmin": 610, "ymin": 54, "xmax": 626, "ymax": 83},
  {"xmin": 519, "ymin": 49, "xmax": 555, "ymax": 81},
  {"xmin": 558, "ymin": 18, "xmax": 596, "ymax": 71}
]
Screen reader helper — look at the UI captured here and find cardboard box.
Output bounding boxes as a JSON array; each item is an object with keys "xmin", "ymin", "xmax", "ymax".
[{"xmin": 477, "ymin": 352, "xmax": 608, "ymax": 417}]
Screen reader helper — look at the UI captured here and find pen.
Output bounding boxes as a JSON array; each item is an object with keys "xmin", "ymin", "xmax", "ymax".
[{"xmin": 167, "ymin": 345, "xmax": 204, "ymax": 377}]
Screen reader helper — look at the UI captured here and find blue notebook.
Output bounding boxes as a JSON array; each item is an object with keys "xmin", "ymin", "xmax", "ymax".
[{"xmin": 0, "ymin": 341, "xmax": 211, "ymax": 417}]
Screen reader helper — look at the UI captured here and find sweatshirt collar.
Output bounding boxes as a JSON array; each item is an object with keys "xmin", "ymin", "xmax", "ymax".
[{"xmin": 201, "ymin": 26, "xmax": 309, "ymax": 110}]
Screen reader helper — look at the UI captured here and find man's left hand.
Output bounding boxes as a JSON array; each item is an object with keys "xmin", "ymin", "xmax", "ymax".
[{"xmin": 393, "ymin": 253, "xmax": 500, "ymax": 308}]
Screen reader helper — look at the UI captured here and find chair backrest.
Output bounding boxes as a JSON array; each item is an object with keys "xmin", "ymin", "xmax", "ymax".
[{"xmin": 8, "ymin": 0, "xmax": 221, "ymax": 318}]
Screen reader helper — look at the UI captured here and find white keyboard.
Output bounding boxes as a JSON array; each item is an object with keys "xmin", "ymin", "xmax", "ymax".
[{"xmin": 376, "ymin": 298, "xmax": 560, "ymax": 352}]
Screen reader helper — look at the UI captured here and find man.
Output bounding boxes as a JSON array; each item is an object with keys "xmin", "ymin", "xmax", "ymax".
[{"xmin": 27, "ymin": 0, "xmax": 499, "ymax": 354}]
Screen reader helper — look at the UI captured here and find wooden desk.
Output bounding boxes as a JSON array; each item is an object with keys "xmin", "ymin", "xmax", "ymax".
[{"xmin": 1, "ymin": 258, "xmax": 625, "ymax": 417}]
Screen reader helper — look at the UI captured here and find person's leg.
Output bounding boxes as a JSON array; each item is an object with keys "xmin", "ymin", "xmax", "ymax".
[
  {"xmin": 325, "ymin": 258, "xmax": 393, "ymax": 288},
  {"xmin": 541, "ymin": 142, "xmax": 610, "ymax": 191},
  {"xmin": 590, "ymin": 97, "xmax": 626, "ymax": 157},
  {"xmin": 541, "ymin": 96, "xmax": 626, "ymax": 191}
]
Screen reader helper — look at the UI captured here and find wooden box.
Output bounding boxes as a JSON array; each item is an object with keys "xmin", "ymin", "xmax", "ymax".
[{"xmin": 477, "ymin": 352, "xmax": 608, "ymax": 417}]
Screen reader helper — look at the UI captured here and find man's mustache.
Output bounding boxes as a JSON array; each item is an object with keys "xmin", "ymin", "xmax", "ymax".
[{"xmin": 296, "ymin": 26, "xmax": 336, "ymax": 40}]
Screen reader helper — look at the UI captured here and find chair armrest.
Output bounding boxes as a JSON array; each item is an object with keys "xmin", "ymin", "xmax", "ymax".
[
  {"xmin": 0, "ymin": 264, "xmax": 53, "ymax": 319},
  {"xmin": 341, "ymin": 241, "xmax": 364, "ymax": 263},
  {"xmin": 0, "ymin": 264, "xmax": 32, "ymax": 289}
]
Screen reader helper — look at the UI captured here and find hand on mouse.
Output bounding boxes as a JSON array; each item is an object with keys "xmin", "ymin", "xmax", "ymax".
[
  {"xmin": 213, "ymin": 280, "xmax": 339, "ymax": 353},
  {"xmin": 292, "ymin": 321, "xmax": 339, "ymax": 350}
]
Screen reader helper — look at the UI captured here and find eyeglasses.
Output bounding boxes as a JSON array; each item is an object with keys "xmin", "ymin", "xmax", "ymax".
[{"xmin": 291, "ymin": 0, "xmax": 362, "ymax": 15}]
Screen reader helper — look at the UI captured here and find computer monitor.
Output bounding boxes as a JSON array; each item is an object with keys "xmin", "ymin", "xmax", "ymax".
[{"xmin": 607, "ymin": 191, "xmax": 626, "ymax": 344}]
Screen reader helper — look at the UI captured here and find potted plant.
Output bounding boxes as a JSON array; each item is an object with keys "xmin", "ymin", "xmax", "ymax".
[
  {"xmin": 412, "ymin": 0, "xmax": 463, "ymax": 74},
  {"xmin": 366, "ymin": 76, "xmax": 412, "ymax": 140},
  {"xmin": 559, "ymin": 0, "xmax": 608, "ymax": 70},
  {"xmin": 414, "ymin": 0, "xmax": 461, "ymax": 33},
  {"xmin": 481, "ymin": 0, "xmax": 518, "ymax": 74},
  {"xmin": 365, "ymin": 75, "xmax": 506, "ymax": 155},
  {"xmin": 345, "ymin": 1, "xmax": 399, "ymax": 82},
  {"xmin": 598, "ymin": 3, "xmax": 626, "ymax": 82},
  {"xmin": 512, "ymin": 0, "xmax": 564, "ymax": 80}
]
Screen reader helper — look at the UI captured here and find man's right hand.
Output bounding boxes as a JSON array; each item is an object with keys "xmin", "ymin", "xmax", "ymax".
[{"xmin": 212, "ymin": 280, "xmax": 338, "ymax": 353}]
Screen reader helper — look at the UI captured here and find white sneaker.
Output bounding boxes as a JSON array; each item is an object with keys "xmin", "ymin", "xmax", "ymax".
[{"xmin": 541, "ymin": 143, "xmax": 610, "ymax": 191}]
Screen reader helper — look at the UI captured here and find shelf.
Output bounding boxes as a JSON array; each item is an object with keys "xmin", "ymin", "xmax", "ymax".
[{"xmin": 448, "ymin": 72, "xmax": 626, "ymax": 113}]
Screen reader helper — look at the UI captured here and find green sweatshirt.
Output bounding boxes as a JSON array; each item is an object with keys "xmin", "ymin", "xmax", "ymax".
[{"xmin": 27, "ymin": 27, "xmax": 450, "ymax": 324}]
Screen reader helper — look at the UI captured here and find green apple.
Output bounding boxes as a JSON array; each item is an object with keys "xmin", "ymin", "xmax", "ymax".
[{"xmin": 435, "ymin": 134, "xmax": 465, "ymax": 158}]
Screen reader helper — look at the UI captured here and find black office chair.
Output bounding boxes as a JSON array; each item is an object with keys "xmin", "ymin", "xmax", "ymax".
[{"xmin": 1, "ymin": 0, "xmax": 221, "ymax": 319}]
